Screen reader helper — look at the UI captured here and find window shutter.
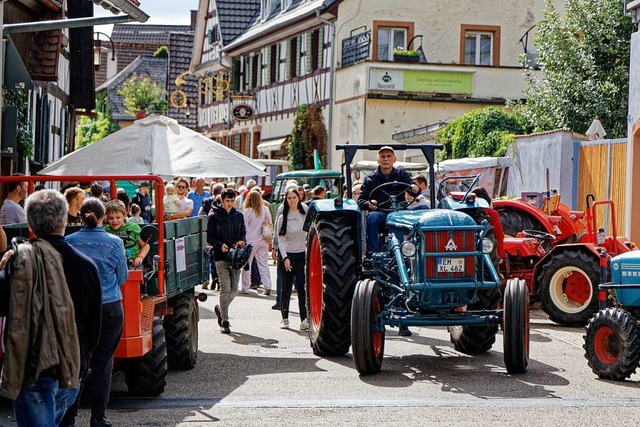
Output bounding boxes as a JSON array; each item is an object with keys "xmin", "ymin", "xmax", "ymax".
[
  {"xmin": 257, "ymin": 52, "xmax": 263, "ymax": 87},
  {"xmin": 276, "ymin": 43, "xmax": 281, "ymax": 81},
  {"xmin": 285, "ymin": 40, "xmax": 292, "ymax": 80},
  {"xmin": 296, "ymin": 35, "xmax": 302, "ymax": 76},
  {"xmin": 247, "ymin": 57, "xmax": 254, "ymax": 90},
  {"xmin": 318, "ymin": 27, "xmax": 325, "ymax": 69},
  {"xmin": 306, "ymin": 32, "xmax": 313, "ymax": 73},
  {"xmin": 265, "ymin": 48, "xmax": 271, "ymax": 85}
]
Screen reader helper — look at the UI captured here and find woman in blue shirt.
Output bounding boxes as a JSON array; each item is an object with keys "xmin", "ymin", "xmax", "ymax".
[{"xmin": 65, "ymin": 198, "xmax": 128, "ymax": 427}]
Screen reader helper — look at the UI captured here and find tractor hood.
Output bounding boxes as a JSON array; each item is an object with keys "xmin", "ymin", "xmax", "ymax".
[{"xmin": 387, "ymin": 209, "xmax": 478, "ymax": 230}]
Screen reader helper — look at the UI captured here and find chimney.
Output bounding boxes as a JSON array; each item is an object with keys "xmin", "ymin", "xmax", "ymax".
[{"xmin": 190, "ymin": 10, "xmax": 198, "ymax": 31}]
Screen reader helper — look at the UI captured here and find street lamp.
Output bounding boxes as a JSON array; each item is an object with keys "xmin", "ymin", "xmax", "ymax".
[{"xmin": 93, "ymin": 31, "xmax": 115, "ymax": 70}]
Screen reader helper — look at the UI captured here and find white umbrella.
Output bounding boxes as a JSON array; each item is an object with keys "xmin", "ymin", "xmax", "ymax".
[
  {"xmin": 585, "ymin": 116, "xmax": 607, "ymax": 140},
  {"xmin": 39, "ymin": 115, "xmax": 266, "ymax": 178}
]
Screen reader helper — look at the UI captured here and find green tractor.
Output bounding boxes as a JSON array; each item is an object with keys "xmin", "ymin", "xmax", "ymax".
[{"xmin": 304, "ymin": 144, "xmax": 529, "ymax": 375}]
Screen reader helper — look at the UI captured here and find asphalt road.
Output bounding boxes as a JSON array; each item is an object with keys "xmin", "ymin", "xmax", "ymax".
[{"xmin": 1, "ymin": 264, "xmax": 639, "ymax": 426}]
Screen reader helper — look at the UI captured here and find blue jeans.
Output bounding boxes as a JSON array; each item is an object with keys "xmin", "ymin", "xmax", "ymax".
[
  {"xmin": 366, "ymin": 211, "xmax": 389, "ymax": 253},
  {"xmin": 13, "ymin": 376, "xmax": 79, "ymax": 427},
  {"xmin": 280, "ymin": 252, "xmax": 307, "ymax": 321}
]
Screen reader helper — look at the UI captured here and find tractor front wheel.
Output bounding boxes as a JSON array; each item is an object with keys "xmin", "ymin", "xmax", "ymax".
[
  {"xmin": 503, "ymin": 278, "xmax": 530, "ymax": 374},
  {"xmin": 537, "ymin": 250, "xmax": 599, "ymax": 326},
  {"xmin": 125, "ymin": 317, "xmax": 167, "ymax": 396},
  {"xmin": 584, "ymin": 308, "xmax": 640, "ymax": 380},
  {"xmin": 449, "ymin": 287, "xmax": 501, "ymax": 354},
  {"xmin": 351, "ymin": 279, "xmax": 385, "ymax": 375},
  {"xmin": 164, "ymin": 294, "xmax": 198, "ymax": 370},
  {"xmin": 306, "ymin": 216, "xmax": 358, "ymax": 356}
]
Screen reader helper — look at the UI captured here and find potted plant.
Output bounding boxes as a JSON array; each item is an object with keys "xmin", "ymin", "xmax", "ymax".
[
  {"xmin": 393, "ymin": 48, "xmax": 420, "ymax": 63},
  {"xmin": 117, "ymin": 73, "xmax": 167, "ymax": 119}
]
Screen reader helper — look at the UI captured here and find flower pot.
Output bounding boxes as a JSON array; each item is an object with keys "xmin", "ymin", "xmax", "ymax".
[
  {"xmin": 135, "ymin": 110, "xmax": 146, "ymax": 120},
  {"xmin": 393, "ymin": 54, "xmax": 420, "ymax": 63}
]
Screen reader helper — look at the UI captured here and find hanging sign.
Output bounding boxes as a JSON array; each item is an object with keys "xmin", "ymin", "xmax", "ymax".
[{"xmin": 232, "ymin": 104, "xmax": 254, "ymax": 121}]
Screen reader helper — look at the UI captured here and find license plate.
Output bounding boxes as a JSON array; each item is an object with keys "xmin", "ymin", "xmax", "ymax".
[{"xmin": 437, "ymin": 258, "xmax": 465, "ymax": 273}]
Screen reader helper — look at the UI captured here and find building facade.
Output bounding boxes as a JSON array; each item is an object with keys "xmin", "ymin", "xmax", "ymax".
[
  {"xmin": 625, "ymin": 0, "xmax": 640, "ymax": 243},
  {"xmin": 191, "ymin": 0, "xmax": 559, "ymax": 169}
]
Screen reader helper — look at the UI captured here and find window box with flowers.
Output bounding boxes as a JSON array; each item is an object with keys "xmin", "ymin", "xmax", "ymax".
[{"xmin": 393, "ymin": 48, "xmax": 420, "ymax": 63}]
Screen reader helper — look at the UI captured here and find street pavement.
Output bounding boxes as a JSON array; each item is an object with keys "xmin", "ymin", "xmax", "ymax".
[{"xmin": 1, "ymin": 263, "xmax": 640, "ymax": 426}]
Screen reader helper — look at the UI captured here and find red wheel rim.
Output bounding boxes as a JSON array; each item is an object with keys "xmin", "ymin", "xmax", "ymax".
[
  {"xmin": 563, "ymin": 271, "xmax": 591, "ymax": 304},
  {"xmin": 593, "ymin": 326, "xmax": 620, "ymax": 365},
  {"xmin": 309, "ymin": 234, "xmax": 323, "ymax": 329},
  {"xmin": 373, "ymin": 296, "xmax": 383, "ymax": 357}
]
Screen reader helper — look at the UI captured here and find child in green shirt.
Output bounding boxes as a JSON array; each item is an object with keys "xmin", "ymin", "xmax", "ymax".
[{"xmin": 104, "ymin": 200, "xmax": 149, "ymax": 267}]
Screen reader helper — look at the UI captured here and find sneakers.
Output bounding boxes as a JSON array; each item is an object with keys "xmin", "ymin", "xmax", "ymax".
[
  {"xmin": 271, "ymin": 303, "xmax": 281, "ymax": 310},
  {"xmin": 300, "ymin": 319, "xmax": 309, "ymax": 331},
  {"xmin": 214, "ymin": 305, "xmax": 222, "ymax": 327},
  {"xmin": 398, "ymin": 325, "xmax": 412, "ymax": 337},
  {"xmin": 221, "ymin": 321, "xmax": 231, "ymax": 334},
  {"xmin": 264, "ymin": 288, "xmax": 271, "ymax": 296},
  {"xmin": 280, "ymin": 319, "xmax": 290, "ymax": 329}
]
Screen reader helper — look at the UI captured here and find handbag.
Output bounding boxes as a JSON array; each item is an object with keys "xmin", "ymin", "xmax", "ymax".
[{"xmin": 261, "ymin": 207, "xmax": 274, "ymax": 242}]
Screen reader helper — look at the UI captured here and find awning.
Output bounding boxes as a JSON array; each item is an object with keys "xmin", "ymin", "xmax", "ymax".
[
  {"xmin": 257, "ymin": 136, "xmax": 288, "ymax": 154},
  {"xmin": 3, "ymin": 36, "xmax": 34, "ymax": 90}
]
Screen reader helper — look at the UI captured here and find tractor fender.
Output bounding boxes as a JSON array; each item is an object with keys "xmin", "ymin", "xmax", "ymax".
[
  {"xmin": 303, "ymin": 198, "xmax": 361, "ymax": 231},
  {"xmin": 493, "ymin": 199, "xmax": 556, "ymax": 235},
  {"xmin": 532, "ymin": 243, "xmax": 602, "ymax": 285}
]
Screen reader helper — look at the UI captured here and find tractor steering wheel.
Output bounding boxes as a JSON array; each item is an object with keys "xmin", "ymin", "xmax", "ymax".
[
  {"xmin": 523, "ymin": 229, "xmax": 556, "ymax": 241},
  {"xmin": 369, "ymin": 181, "xmax": 415, "ymax": 212}
]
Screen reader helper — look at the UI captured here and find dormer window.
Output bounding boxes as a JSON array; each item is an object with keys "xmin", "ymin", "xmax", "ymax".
[
  {"xmin": 282, "ymin": 0, "xmax": 292, "ymax": 10},
  {"xmin": 261, "ymin": 0, "xmax": 282, "ymax": 20}
]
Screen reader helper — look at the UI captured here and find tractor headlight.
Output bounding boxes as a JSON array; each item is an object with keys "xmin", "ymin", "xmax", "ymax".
[
  {"xmin": 401, "ymin": 241, "xmax": 417, "ymax": 257},
  {"xmin": 482, "ymin": 238, "xmax": 495, "ymax": 254}
]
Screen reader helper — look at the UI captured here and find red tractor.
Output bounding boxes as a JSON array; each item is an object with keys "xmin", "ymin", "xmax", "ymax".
[{"xmin": 500, "ymin": 193, "xmax": 636, "ymax": 326}]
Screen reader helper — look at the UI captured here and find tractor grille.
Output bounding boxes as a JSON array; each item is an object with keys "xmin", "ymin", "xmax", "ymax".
[{"xmin": 424, "ymin": 230, "xmax": 476, "ymax": 278}]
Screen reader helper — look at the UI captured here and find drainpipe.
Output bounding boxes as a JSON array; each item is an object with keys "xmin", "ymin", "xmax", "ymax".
[{"xmin": 316, "ymin": 8, "xmax": 335, "ymax": 170}]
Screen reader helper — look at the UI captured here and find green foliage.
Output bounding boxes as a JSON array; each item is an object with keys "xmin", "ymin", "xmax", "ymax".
[
  {"xmin": 288, "ymin": 104, "xmax": 328, "ymax": 170},
  {"xmin": 153, "ymin": 46, "xmax": 169, "ymax": 58},
  {"xmin": 2, "ymin": 88, "xmax": 33, "ymax": 157},
  {"xmin": 521, "ymin": 0, "xmax": 634, "ymax": 138},
  {"xmin": 117, "ymin": 74, "xmax": 167, "ymax": 117},
  {"xmin": 75, "ymin": 111, "xmax": 119, "ymax": 149},
  {"xmin": 392, "ymin": 49, "xmax": 419, "ymax": 57},
  {"xmin": 436, "ymin": 107, "xmax": 532, "ymax": 159}
]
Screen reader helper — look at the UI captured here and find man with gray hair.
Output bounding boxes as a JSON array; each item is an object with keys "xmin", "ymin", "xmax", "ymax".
[
  {"xmin": 0, "ymin": 190, "xmax": 102, "ymax": 426},
  {"xmin": 187, "ymin": 177, "xmax": 210, "ymax": 218}
]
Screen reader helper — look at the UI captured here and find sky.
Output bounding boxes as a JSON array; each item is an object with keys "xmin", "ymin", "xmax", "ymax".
[{"xmin": 94, "ymin": 0, "xmax": 200, "ymax": 35}]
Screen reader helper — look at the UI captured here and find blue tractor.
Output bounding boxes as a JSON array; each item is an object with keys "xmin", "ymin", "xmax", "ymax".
[
  {"xmin": 584, "ymin": 251, "xmax": 640, "ymax": 380},
  {"xmin": 304, "ymin": 144, "xmax": 529, "ymax": 375}
]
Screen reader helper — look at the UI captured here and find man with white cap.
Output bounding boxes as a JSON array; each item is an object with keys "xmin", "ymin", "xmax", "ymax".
[{"xmin": 357, "ymin": 145, "xmax": 417, "ymax": 336}]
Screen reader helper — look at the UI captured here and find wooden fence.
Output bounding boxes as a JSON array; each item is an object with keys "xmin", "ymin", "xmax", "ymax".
[{"xmin": 573, "ymin": 138, "xmax": 627, "ymax": 236}]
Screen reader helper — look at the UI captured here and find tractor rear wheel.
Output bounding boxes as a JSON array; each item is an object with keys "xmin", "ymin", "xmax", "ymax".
[
  {"xmin": 125, "ymin": 317, "xmax": 167, "ymax": 396},
  {"xmin": 164, "ymin": 294, "xmax": 198, "ymax": 370},
  {"xmin": 503, "ymin": 279, "xmax": 530, "ymax": 374},
  {"xmin": 496, "ymin": 207, "xmax": 544, "ymax": 238},
  {"xmin": 537, "ymin": 250, "xmax": 599, "ymax": 326},
  {"xmin": 449, "ymin": 287, "xmax": 501, "ymax": 354},
  {"xmin": 351, "ymin": 279, "xmax": 385, "ymax": 375},
  {"xmin": 306, "ymin": 216, "xmax": 358, "ymax": 356},
  {"xmin": 584, "ymin": 308, "xmax": 640, "ymax": 380}
]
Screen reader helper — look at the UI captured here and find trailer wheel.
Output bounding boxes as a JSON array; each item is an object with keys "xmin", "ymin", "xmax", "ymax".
[
  {"xmin": 306, "ymin": 216, "xmax": 358, "ymax": 356},
  {"xmin": 496, "ymin": 207, "xmax": 544, "ymax": 238},
  {"xmin": 125, "ymin": 317, "xmax": 167, "ymax": 396},
  {"xmin": 351, "ymin": 279, "xmax": 385, "ymax": 375},
  {"xmin": 449, "ymin": 287, "xmax": 501, "ymax": 354},
  {"xmin": 584, "ymin": 308, "xmax": 640, "ymax": 380},
  {"xmin": 537, "ymin": 250, "xmax": 599, "ymax": 326},
  {"xmin": 503, "ymin": 279, "xmax": 530, "ymax": 374},
  {"xmin": 164, "ymin": 294, "xmax": 198, "ymax": 370}
]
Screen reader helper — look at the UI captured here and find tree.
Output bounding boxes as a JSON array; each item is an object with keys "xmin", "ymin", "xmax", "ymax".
[
  {"xmin": 153, "ymin": 46, "xmax": 169, "ymax": 58},
  {"xmin": 522, "ymin": 0, "xmax": 634, "ymax": 138},
  {"xmin": 288, "ymin": 104, "xmax": 328, "ymax": 170},
  {"xmin": 117, "ymin": 74, "xmax": 167, "ymax": 117},
  {"xmin": 436, "ymin": 107, "xmax": 532, "ymax": 159},
  {"xmin": 75, "ymin": 92, "xmax": 119, "ymax": 148}
]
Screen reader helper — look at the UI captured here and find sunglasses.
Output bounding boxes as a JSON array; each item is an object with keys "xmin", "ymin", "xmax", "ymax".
[{"xmin": 177, "ymin": 185, "xmax": 187, "ymax": 189}]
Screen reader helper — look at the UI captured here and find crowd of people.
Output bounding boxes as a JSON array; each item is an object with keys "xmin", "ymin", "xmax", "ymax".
[{"xmin": 0, "ymin": 151, "xmax": 433, "ymax": 425}]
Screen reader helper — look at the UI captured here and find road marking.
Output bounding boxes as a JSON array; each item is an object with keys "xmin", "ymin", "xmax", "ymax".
[{"xmin": 108, "ymin": 396, "xmax": 640, "ymax": 410}]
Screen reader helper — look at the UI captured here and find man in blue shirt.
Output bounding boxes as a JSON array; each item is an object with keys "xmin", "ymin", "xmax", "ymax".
[{"xmin": 187, "ymin": 177, "xmax": 211, "ymax": 218}]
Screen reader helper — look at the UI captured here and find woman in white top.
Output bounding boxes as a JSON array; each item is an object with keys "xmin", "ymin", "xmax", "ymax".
[
  {"xmin": 241, "ymin": 190, "xmax": 273, "ymax": 294},
  {"xmin": 276, "ymin": 187, "xmax": 308, "ymax": 330}
]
